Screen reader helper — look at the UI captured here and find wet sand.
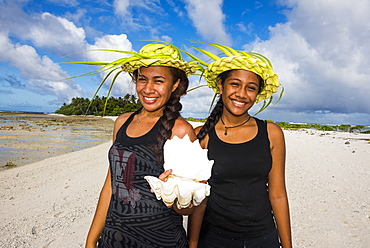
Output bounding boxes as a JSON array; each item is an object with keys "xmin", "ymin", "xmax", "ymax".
[{"xmin": 0, "ymin": 113, "xmax": 114, "ymax": 169}]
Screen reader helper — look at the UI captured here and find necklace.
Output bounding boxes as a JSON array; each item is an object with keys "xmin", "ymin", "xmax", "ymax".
[
  {"xmin": 220, "ymin": 115, "xmax": 251, "ymax": 135},
  {"xmin": 135, "ymin": 113, "xmax": 162, "ymax": 125}
]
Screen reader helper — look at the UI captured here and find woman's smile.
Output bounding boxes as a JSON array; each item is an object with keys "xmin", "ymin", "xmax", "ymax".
[
  {"xmin": 231, "ymin": 99, "xmax": 247, "ymax": 108},
  {"xmin": 143, "ymin": 96, "xmax": 158, "ymax": 104}
]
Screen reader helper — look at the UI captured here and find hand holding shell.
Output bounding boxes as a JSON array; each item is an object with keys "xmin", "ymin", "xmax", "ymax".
[{"xmin": 144, "ymin": 135, "xmax": 214, "ymax": 209}]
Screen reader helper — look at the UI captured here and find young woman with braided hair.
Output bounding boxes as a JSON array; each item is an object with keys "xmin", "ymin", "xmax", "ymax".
[
  {"xmin": 132, "ymin": 67, "xmax": 190, "ymax": 166},
  {"xmin": 84, "ymin": 43, "xmax": 198, "ymax": 248},
  {"xmin": 187, "ymin": 44, "xmax": 292, "ymax": 248}
]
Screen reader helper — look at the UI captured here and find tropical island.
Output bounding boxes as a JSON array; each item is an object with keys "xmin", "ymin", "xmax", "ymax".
[{"xmin": 54, "ymin": 95, "xmax": 370, "ymax": 134}]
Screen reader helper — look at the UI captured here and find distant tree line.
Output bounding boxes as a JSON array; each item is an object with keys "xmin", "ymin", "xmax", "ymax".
[
  {"xmin": 55, "ymin": 94, "xmax": 142, "ymax": 116},
  {"xmin": 185, "ymin": 118, "xmax": 369, "ymax": 133},
  {"xmin": 186, "ymin": 117, "xmax": 208, "ymax": 123},
  {"xmin": 269, "ymin": 121, "xmax": 368, "ymax": 133}
]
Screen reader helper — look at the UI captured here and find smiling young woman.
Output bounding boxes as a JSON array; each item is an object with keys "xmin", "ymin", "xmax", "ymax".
[
  {"xmin": 186, "ymin": 43, "xmax": 292, "ymax": 248},
  {"xmin": 83, "ymin": 42, "xmax": 199, "ymax": 248}
]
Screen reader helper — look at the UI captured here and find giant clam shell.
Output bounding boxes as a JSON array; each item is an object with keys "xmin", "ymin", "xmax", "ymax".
[{"xmin": 144, "ymin": 134, "xmax": 214, "ymax": 208}]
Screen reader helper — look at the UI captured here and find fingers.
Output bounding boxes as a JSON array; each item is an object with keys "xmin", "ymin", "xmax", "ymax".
[
  {"xmin": 150, "ymin": 169, "xmax": 173, "ymax": 193},
  {"xmin": 158, "ymin": 169, "xmax": 172, "ymax": 182}
]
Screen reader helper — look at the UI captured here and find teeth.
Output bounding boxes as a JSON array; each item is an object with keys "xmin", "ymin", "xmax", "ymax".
[
  {"xmin": 144, "ymin": 97, "xmax": 156, "ymax": 101},
  {"xmin": 232, "ymin": 100, "xmax": 246, "ymax": 107}
]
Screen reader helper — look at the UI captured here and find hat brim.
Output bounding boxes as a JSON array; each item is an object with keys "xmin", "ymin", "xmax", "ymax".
[
  {"xmin": 204, "ymin": 56, "xmax": 280, "ymax": 102},
  {"xmin": 121, "ymin": 59, "xmax": 196, "ymax": 76}
]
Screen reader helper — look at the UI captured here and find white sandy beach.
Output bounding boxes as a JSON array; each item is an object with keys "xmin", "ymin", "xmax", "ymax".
[{"xmin": 0, "ymin": 127, "xmax": 369, "ymax": 247}]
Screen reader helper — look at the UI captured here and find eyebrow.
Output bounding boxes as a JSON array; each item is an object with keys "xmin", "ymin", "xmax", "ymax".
[
  {"xmin": 228, "ymin": 78, "xmax": 259, "ymax": 85},
  {"xmin": 138, "ymin": 74, "xmax": 166, "ymax": 79},
  {"xmin": 228, "ymin": 77, "xmax": 242, "ymax": 82}
]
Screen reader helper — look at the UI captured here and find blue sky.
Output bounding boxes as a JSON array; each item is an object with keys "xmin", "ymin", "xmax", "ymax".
[{"xmin": 1, "ymin": 0, "xmax": 369, "ymax": 125}]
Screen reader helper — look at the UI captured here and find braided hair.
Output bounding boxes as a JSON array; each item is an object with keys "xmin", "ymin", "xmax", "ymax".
[
  {"xmin": 197, "ymin": 69, "xmax": 264, "ymax": 141},
  {"xmin": 133, "ymin": 67, "xmax": 189, "ymax": 165}
]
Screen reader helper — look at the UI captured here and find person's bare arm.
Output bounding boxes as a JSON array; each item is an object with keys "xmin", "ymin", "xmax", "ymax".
[
  {"xmin": 187, "ymin": 198, "xmax": 207, "ymax": 248},
  {"xmin": 85, "ymin": 170, "xmax": 112, "ymax": 248},
  {"xmin": 187, "ymin": 125, "xmax": 208, "ymax": 248},
  {"xmin": 85, "ymin": 113, "xmax": 131, "ymax": 248},
  {"xmin": 267, "ymin": 122, "xmax": 292, "ymax": 248}
]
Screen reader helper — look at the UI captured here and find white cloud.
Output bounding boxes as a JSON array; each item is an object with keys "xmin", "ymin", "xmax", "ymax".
[
  {"xmin": 27, "ymin": 12, "xmax": 86, "ymax": 55},
  {"xmin": 0, "ymin": 2, "xmax": 86, "ymax": 56},
  {"xmin": 183, "ymin": 0, "xmax": 232, "ymax": 45},
  {"xmin": 181, "ymin": 77, "xmax": 215, "ymax": 118},
  {"xmin": 46, "ymin": 0, "xmax": 79, "ymax": 7},
  {"xmin": 85, "ymin": 34, "xmax": 135, "ymax": 97},
  {"xmin": 113, "ymin": 0, "xmax": 164, "ymax": 31},
  {"xmin": 27, "ymin": 78, "xmax": 82, "ymax": 103},
  {"xmin": 244, "ymin": 0, "xmax": 370, "ymax": 120},
  {"xmin": 0, "ymin": 1, "xmax": 86, "ymax": 105},
  {"xmin": 0, "ymin": 0, "xmax": 137, "ymax": 106},
  {"xmin": 0, "ymin": 35, "xmax": 69, "ymax": 80},
  {"xmin": 160, "ymin": 35, "xmax": 172, "ymax": 43},
  {"xmin": 114, "ymin": 0, "xmax": 131, "ymax": 17},
  {"xmin": 0, "ymin": 34, "xmax": 82, "ymax": 102},
  {"xmin": 86, "ymin": 34, "xmax": 134, "ymax": 62},
  {"xmin": 235, "ymin": 22, "xmax": 254, "ymax": 35}
]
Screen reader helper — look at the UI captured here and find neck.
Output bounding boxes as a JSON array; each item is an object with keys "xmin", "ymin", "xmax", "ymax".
[
  {"xmin": 139, "ymin": 108, "xmax": 164, "ymax": 118},
  {"xmin": 220, "ymin": 113, "xmax": 251, "ymax": 136},
  {"xmin": 221, "ymin": 111, "xmax": 250, "ymax": 126}
]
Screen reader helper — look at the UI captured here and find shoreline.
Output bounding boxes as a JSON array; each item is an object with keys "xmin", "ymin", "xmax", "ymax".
[
  {"xmin": 0, "ymin": 114, "xmax": 114, "ymax": 169},
  {"xmin": 0, "ymin": 126, "xmax": 369, "ymax": 247}
]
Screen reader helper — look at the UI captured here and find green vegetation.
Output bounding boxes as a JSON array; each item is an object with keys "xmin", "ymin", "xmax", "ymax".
[
  {"xmin": 55, "ymin": 95, "xmax": 142, "ymax": 116},
  {"xmin": 271, "ymin": 122, "xmax": 367, "ymax": 133},
  {"xmin": 186, "ymin": 117, "xmax": 207, "ymax": 122}
]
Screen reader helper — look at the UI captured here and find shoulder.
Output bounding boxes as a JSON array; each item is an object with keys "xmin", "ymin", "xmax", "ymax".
[
  {"xmin": 114, "ymin": 112, "xmax": 133, "ymax": 127},
  {"xmin": 194, "ymin": 125, "xmax": 209, "ymax": 149},
  {"xmin": 171, "ymin": 117, "xmax": 197, "ymax": 141},
  {"xmin": 111, "ymin": 112, "xmax": 134, "ymax": 142},
  {"xmin": 194, "ymin": 125, "xmax": 204, "ymax": 135},
  {"xmin": 266, "ymin": 121, "xmax": 285, "ymax": 148},
  {"xmin": 266, "ymin": 121, "xmax": 283, "ymax": 135},
  {"xmin": 113, "ymin": 112, "xmax": 134, "ymax": 134}
]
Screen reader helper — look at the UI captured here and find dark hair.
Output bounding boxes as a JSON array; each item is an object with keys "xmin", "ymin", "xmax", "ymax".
[
  {"xmin": 197, "ymin": 69, "xmax": 264, "ymax": 141},
  {"xmin": 133, "ymin": 67, "xmax": 189, "ymax": 165}
]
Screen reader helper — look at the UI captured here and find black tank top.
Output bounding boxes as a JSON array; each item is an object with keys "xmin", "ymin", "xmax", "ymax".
[
  {"xmin": 99, "ymin": 111, "xmax": 187, "ymax": 247},
  {"xmin": 203, "ymin": 118, "xmax": 276, "ymax": 240}
]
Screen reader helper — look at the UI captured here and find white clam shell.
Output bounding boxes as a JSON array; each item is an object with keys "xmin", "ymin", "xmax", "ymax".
[
  {"xmin": 144, "ymin": 175, "xmax": 211, "ymax": 208},
  {"xmin": 144, "ymin": 134, "xmax": 214, "ymax": 208}
]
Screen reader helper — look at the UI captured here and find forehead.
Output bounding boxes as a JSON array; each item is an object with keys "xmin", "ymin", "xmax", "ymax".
[
  {"xmin": 227, "ymin": 69, "xmax": 260, "ymax": 83},
  {"xmin": 138, "ymin": 66, "xmax": 172, "ymax": 77}
]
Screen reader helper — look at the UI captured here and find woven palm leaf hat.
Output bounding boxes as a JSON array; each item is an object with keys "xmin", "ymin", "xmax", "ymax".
[
  {"xmin": 121, "ymin": 42, "xmax": 196, "ymax": 76},
  {"xmin": 185, "ymin": 42, "xmax": 283, "ymax": 114},
  {"xmin": 65, "ymin": 41, "xmax": 196, "ymax": 114}
]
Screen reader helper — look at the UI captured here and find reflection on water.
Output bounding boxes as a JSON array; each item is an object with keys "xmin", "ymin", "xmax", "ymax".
[{"xmin": 0, "ymin": 113, "xmax": 114, "ymax": 168}]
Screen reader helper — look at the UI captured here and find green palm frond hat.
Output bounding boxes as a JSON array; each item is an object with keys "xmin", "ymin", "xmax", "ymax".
[
  {"xmin": 121, "ymin": 43, "xmax": 196, "ymax": 76},
  {"xmin": 64, "ymin": 41, "xmax": 196, "ymax": 114},
  {"xmin": 204, "ymin": 55, "xmax": 280, "ymax": 103},
  {"xmin": 183, "ymin": 42, "xmax": 283, "ymax": 113}
]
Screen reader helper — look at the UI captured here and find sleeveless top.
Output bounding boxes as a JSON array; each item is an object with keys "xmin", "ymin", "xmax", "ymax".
[
  {"xmin": 98, "ymin": 111, "xmax": 187, "ymax": 248},
  {"xmin": 202, "ymin": 118, "xmax": 276, "ymax": 240}
]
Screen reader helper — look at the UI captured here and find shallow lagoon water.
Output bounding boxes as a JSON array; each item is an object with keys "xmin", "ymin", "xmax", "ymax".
[{"xmin": 0, "ymin": 113, "xmax": 114, "ymax": 168}]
